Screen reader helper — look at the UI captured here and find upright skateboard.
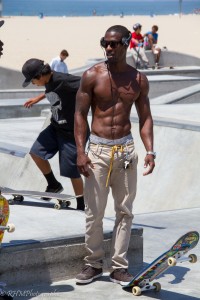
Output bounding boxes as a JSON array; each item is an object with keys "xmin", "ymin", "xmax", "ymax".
[
  {"xmin": 0, "ymin": 194, "xmax": 15, "ymax": 247},
  {"xmin": 0, "ymin": 187, "xmax": 83, "ymax": 210},
  {"xmin": 0, "ymin": 194, "xmax": 15, "ymax": 299},
  {"xmin": 123, "ymin": 231, "xmax": 199, "ymax": 296}
]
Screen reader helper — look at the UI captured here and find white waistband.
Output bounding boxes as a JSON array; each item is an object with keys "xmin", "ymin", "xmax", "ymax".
[{"xmin": 89, "ymin": 133, "xmax": 133, "ymax": 146}]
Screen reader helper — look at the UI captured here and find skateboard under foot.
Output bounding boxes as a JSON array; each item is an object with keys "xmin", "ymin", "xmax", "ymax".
[{"xmin": 0, "ymin": 187, "xmax": 82, "ymax": 210}]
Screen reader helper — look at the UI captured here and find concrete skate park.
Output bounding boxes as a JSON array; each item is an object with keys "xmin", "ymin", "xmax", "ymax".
[{"xmin": 0, "ymin": 50, "xmax": 200, "ymax": 299}]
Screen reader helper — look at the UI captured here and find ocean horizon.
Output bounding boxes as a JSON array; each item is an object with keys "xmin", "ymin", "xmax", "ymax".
[{"xmin": 2, "ymin": 0, "xmax": 200, "ymax": 17}]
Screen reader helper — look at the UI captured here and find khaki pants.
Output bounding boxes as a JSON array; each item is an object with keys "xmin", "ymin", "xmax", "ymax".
[
  {"xmin": 131, "ymin": 47, "xmax": 149, "ymax": 67},
  {"xmin": 84, "ymin": 142, "xmax": 138, "ymax": 269}
]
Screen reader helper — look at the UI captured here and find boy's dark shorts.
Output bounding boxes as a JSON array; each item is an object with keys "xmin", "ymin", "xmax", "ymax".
[{"xmin": 30, "ymin": 124, "xmax": 80, "ymax": 178}]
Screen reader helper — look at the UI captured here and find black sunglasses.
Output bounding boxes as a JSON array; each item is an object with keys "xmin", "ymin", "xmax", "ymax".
[{"xmin": 101, "ymin": 40, "xmax": 123, "ymax": 49}]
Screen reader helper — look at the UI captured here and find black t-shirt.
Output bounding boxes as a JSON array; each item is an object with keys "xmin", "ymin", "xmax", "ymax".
[{"xmin": 45, "ymin": 71, "xmax": 81, "ymax": 135}]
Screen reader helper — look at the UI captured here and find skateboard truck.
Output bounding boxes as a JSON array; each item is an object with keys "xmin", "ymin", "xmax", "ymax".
[
  {"xmin": 132, "ymin": 280, "xmax": 161, "ymax": 296},
  {"xmin": 0, "ymin": 223, "xmax": 15, "ymax": 233}
]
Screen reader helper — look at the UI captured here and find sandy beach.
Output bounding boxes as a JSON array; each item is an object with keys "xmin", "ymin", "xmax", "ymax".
[{"xmin": 0, "ymin": 14, "xmax": 200, "ymax": 71}]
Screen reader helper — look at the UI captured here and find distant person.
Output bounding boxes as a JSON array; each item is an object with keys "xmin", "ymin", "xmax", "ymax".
[
  {"xmin": 50, "ymin": 49, "xmax": 69, "ymax": 73},
  {"xmin": 144, "ymin": 25, "xmax": 161, "ymax": 68},
  {"xmin": 39, "ymin": 12, "xmax": 44, "ymax": 19},
  {"xmin": 92, "ymin": 9, "xmax": 96, "ymax": 16},
  {"xmin": 22, "ymin": 58, "xmax": 88, "ymax": 211},
  {"xmin": 0, "ymin": 20, "xmax": 4, "ymax": 58},
  {"xmin": 130, "ymin": 23, "xmax": 149, "ymax": 69}
]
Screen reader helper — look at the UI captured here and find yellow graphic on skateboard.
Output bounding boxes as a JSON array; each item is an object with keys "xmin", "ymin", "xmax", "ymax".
[{"xmin": 0, "ymin": 194, "xmax": 15, "ymax": 247}]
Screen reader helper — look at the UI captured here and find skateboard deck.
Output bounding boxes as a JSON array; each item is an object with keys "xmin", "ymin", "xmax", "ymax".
[
  {"xmin": 0, "ymin": 186, "xmax": 83, "ymax": 210},
  {"xmin": 0, "ymin": 194, "xmax": 15, "ymax": 247},
  {"xmin": 124, "ymin": 231, "xmax": 199, "ymax": 296}
]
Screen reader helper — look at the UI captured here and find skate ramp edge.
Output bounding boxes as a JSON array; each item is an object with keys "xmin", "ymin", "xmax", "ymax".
[
  {"xmin": 0, "ymin": 117, "xmax": 199, "ymax": 214},
  {"xmin": 130, "ymin": 119, "xmax": 200, "ymax": 214},
  {"xmin": 0, "ymin": 228, "xmax": 143, "ymax": 286}
]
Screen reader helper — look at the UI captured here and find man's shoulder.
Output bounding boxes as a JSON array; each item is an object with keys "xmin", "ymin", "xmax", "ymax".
[
  {"xmin": 52, "ymin": 56, "xmax": 60, "ymax": 61},
  {"xmin": 84, "ymin": 61, "xmax": 105, "ymax": 76}
]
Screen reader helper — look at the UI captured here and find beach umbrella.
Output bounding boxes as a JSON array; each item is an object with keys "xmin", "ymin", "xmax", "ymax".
[{"xmin": 179, "ymin": 0, "xmax": 183, "ymax": 18}]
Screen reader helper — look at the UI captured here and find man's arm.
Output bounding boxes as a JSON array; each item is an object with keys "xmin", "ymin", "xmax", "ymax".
[
  {"xmin": 135, "ymin": 73, "xmax": 155, "ymax": 175},
  {"xmin": 74, "ymin": 69, "xmax": 94, "ymax": 177},
  {"xmin": 24, "ymin": 93, "xmax": 45, "ymax": 108}
]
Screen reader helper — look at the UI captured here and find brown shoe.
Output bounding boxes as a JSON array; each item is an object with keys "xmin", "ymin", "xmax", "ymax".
[
  {"xmin": 110, "ymin": 268, "xmax": 133, "ymax": 286},
  {"xmin": 76, "ymin": 265, "xmax": 103, "ymax": 284}
]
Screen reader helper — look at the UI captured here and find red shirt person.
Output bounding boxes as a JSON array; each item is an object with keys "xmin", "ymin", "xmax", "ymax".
[{"xmin": 130, "ymin": 23, "xmax": 149, "ymax": 69}]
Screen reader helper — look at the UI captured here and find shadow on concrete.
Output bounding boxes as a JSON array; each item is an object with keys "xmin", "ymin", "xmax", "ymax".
[
  {"xmin": 157, "ymin": 265, "xmax": 190, "ymax": 285},
  {"xmin": 147, "ymin": 292, "xmax": 199, "ymax": 300},
  {"xmin": 9, "ymin": 200, "xmax": 76, "ymax": 210},
  {"xmin": 104, "ymin": 217, "xmax": 166, "ymax": 230},
  {"xmin": 134, "ymin": 223, "xmax": 166, "ymax": 230},
  {"xmin": 2, "ymin": 239, "xmax": 41, "ymax": 247},
  {"xmin": 134, "ymin": 262, "xmax": 190, "ymax": 285},
  {"xmin": 125, "ymin": 289, "xmax": 200, "ymax": 300},
  {"xmin": 4, "ymin": 284, "xmax": 74, "ymax": 300},
  {"xmin": 124, "ymin": 263, "xmax": 193, "ymax": 299},
  {"xmin": 124, "ymin": 285, "xmax": 198, "ymax": 300}
]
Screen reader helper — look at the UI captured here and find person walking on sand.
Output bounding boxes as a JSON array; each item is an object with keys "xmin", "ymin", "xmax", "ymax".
[
  {"xmin": 22, "ymin": 58, "xmax": 89, "ymax": 210},
  {"xmin": 75, "ymin": 25, "xmax": 155, "ymax": 285}
]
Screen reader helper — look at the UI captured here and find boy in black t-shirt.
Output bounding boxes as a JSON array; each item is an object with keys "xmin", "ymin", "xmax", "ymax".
[{"xmin": 22, "ymin": 58, "xmax": 87, "ymax": 210}]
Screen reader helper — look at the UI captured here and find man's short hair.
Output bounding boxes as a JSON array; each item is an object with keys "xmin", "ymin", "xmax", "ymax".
[
  {"xmin": 152, "ymin": 25, "xmax": 159, "ymax": 31},
  {"xmin": 60, "ymin": 49, "xmax": 69, "ymax": 57},
  {"xmin": 106, "ymin": 25, "xmax": 130, "ymax": 41}
]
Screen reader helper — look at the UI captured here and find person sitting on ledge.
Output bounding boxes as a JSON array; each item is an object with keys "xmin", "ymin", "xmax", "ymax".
[{"xmin": 143, "ymin": 25, "xmax": 161, "ymax": 68}]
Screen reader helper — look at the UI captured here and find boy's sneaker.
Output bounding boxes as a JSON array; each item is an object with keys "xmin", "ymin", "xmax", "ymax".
[
  {"xmin": 41, "ymin": 183, "xmax": 63, "ymax": 200},
  {"xmin": 76, "ymin": 265, "xmax": 103, "ymax": 284},
  {"xmin": 110, "ymin": 268, "xmax": 134, "ymax": 286}
]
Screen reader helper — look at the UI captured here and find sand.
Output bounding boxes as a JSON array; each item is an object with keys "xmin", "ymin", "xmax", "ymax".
[{"xmin": 0, "ymin": 14, "xmax": 200, "ymax": 71}]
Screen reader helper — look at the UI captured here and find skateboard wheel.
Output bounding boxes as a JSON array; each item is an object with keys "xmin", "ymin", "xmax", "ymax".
[
  {"xmin": 54, "ymin": 203, "xmax": 61, "ymax": 210},
  {"xmin": 8, "ymin": 199, "xmax": 14, "ymax": 205},
  {"xmin": 168, "ymin": 257, "xmax": 177, "ymax": 266},
  {"xmin": 132, "ymin": 286, "xmax": 141, "ymax": 296},
  {"xmin": 66, "ymin": 201, "xmax": 71, "ymax": 207},
  {"xmin": 7, "ymin": 223, "xmax": 15, "ymax": 233},
  {"xmin": 189, "ymin": 254, "xmax": 197, "ymax": 263},
  {"xmin": 14, "ymin": 195, "xmax": 24, "ymax": 202},
  {"xmin": 153, "ymin": 282, "xmax": 161, "ymax": 292}
]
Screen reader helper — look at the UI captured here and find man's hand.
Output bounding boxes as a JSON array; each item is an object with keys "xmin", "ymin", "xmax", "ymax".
[
  {"xmin": 143, "ymin": 154, "xmax": 155, "ymax": 176},
  {"xmin": 77, "ymin": 153, "xmax": 94, "ymax": 178}
]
